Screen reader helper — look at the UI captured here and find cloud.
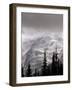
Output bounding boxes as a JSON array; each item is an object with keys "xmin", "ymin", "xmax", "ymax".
[{"xmin": 21, "ymin": 13, "xmax": 63, "ymax": 33}]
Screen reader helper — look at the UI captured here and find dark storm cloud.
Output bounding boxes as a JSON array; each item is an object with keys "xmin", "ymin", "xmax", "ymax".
[{"xmin": 21, "ymin": 12, "xmax": 63, "ymax": 33}]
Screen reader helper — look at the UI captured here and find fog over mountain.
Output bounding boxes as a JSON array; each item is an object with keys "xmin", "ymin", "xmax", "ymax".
[
  {"xmin": 21, "ymin": 13, "xmax": 63, "ymax": 75},
  {"xmin": 21, "ymin": 32, "xmax": 63, "ymax": 74}
]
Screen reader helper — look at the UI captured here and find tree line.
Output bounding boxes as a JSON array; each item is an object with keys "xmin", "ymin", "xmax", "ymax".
[{"xmin": 21, "ymin": 48, "xmax": 63, "ymax": 77}]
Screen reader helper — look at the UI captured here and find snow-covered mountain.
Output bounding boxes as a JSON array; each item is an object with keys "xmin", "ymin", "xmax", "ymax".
[{"xmin": 21, "ymin": 33, "xmax": 63, "ymax": 75}]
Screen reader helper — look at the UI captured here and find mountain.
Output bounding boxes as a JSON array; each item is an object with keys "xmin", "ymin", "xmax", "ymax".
[{"xmin": 21, "ymin": 33, "xmax": 63, "ymax": 75}]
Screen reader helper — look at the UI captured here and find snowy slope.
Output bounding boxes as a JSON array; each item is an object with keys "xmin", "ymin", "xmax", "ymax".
[{"xmin": 21, "ymin": 33, "xmax": 63, "ymax": 74}]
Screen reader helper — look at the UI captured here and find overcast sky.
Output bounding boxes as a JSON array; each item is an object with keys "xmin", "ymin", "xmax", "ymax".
[{"xmin": 21, "ymin": 12, "xmax": 63, "ymax": 40}]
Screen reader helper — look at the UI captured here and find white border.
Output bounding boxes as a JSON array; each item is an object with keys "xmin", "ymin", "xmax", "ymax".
[{"xmin": 16, "ymin": 7, "xmax": 68, "ymax": 83}]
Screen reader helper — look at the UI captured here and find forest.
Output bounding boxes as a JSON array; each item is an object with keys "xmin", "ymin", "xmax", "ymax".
[{"xmin": 21, "ymin": 48, "xmax": 63, "ymax": 77}]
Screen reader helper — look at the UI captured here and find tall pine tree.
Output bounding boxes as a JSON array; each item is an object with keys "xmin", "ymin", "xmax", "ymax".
[
  {"xmin": 41, "ymin": 49, "xmax": 47, "ymax": 76},
  {"xmin": 52, "ymin": 47, "xmax": 59, "ymax": 75},
  {"xmin": 26, "ymin": 63, "xmax": 32, "ymax": 77},
  {"xmin": 21, "ymin": 66, "xmax": 24, "ymax": 77}
]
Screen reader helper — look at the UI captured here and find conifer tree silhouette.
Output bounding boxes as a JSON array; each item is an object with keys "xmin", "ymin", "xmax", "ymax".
[
  {"xmin": 26, "ymin": 63, "xmax": 31, "ymax": 77},
  {"xmin": 46, "ymin": 65, "xmax": 51, "ymax": 75},
  {"xmin": 59, "ymin": 63, "xmax": 63, "ymax": 75},
  {"xmin": 52, "ymin": 52, "xmax": 56, "ymax": 75},
  {"xmin": 21, "ymin": 66, "xmax": 24, "ymax": 77},
  {"xmin": 42, "ymin": 49, "xmax": 47, "ymax": 76},
  {"xmin": 52, "ymin": 47, "xmax": 60, "ymax": 75}
]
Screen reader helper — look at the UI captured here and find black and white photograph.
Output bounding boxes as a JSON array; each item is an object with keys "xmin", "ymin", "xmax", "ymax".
[
  {"xmin": 9, "ymin": 4, "xmax": 70, "ymax": 86},
  {"xmin": 21, "ymin": 13, "xmax": 63, "ymax": 77}
]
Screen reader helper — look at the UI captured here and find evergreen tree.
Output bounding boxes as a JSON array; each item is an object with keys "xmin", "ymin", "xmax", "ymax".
[
  {"xmin": 21, "ymin": 66, "xmax": 24, "ymax": 77},
  {"xmin": 59, "ymin": 63, "xmax": 63, "ymax": 75},
  {"xmin": 41, "ymin": 49, "xmax": 47, "ymax": 76},
  {"xmin": 52, "ymin": 52, "xmax": 57, "ymax": 75},
  {"xmin": 26, "ymin": 63, "xmax": 32, "ymax": 77},
  {"xmin": 51, "ymin": 46, "xmax": 60, "ymax": 75},
  {"xmin": 46, "ymin": 65, "xmax": 51, "ymax": 75},
  {"xmin": 59, "ymin": 54, "xmax": 63, "ymax": 75}
]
